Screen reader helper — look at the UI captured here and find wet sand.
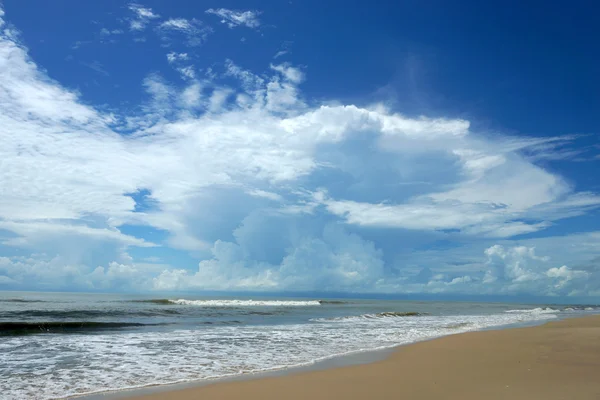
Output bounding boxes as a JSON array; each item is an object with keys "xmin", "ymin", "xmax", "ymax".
[{"xmin": 126, "ymin": 315, "xmax": 600, "ymax": 400}]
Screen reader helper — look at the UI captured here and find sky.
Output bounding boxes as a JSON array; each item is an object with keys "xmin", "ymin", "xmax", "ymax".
[{"xmin": 0, "ymin": 0, "xmax": 599, "ymax": 299}]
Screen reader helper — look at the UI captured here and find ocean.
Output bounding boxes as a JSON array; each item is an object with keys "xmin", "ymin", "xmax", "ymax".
[{"xmin": 0, "ymin": 291, "xmax": 597, "ymax": 400}]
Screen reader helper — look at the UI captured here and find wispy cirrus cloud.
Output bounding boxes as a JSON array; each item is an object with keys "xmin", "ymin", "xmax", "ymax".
[
  {"xmin": 100, "ymin": 28, "xmax": 124, "ymax": 37},
  {"xmin": 273, "ymin": 41, "xmax": 293, "ymax": 59},
  {"xmin": 165, "ymin": 52, "xmax": 196, "ymax": 80},
  {"xmin": 166, "ymin": 52, "xmax": 189, "ymax": 63},
  {"xmin": 80, "ymin": 60, "xmax": 110, "ymax": 76},
  {"xmin": 205, "ymin": 8, "xmax": 261, "ymax": 29},
  {"xmin": 128, "ymin": 3, "xmax": 160, "ymax": 31},
  {"xmin": 158, "ymin": 18, "xmax": 213, "ymax": 46}
]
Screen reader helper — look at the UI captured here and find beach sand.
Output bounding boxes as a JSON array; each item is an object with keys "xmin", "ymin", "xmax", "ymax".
[{"xmin": 127, "ymin": 315, "xmax": 600, "ymax": 400}]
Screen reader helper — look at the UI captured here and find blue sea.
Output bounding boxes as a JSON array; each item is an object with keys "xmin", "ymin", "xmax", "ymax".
[{"xmin": 0, "ymin": 291, "xmax": 597, "ymax": 400}]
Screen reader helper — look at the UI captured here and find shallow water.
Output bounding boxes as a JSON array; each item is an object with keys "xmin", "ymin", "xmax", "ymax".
[{"xmin": 0, "ymin": 291, "xmax": 597, "ymax": 400}]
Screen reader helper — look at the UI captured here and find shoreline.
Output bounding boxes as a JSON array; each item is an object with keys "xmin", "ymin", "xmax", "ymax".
[
  {"xmin": 114, "ymin": 314, "xmax": 600, "ymax": 400},
  {"xmin": 80, "ymin": 314, "xmax": 595, "ymax": 400},
  {"xmin": 80, "ymin": 337, "xmax": 397, "ymax": 400}
]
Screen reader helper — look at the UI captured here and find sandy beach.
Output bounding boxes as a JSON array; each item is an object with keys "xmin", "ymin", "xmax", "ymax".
[{"xmin": 126, "ymin": 315, "xmax": 600, "ymax": 400}]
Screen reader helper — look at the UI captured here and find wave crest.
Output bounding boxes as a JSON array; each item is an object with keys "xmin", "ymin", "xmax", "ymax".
[
  {"xmin": 311, "ymin": 311, "xmax": 424, "ymax": 322},
  {"xmin": 128, "ymin": 299, "xmax": 352, "ymax": 306},
  {"xmin": 504, "ymin": 307, "xmax": 560, "ymax": 314},
  {"xmin": 169, "ymin": 299, "xmax": 322, "ymax": 307}
]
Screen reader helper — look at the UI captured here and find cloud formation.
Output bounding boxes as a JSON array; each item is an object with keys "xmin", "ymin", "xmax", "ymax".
[
  {"xmin": 128, "ymin": 3, "xmax": 160, "ymax": 31},
  {"xmin": 158, "ymin": 18, "xmax": 213, "ymax": 46},
  {"xmin": 1, "ymin": 4, "xmax": 599, "ymax": 297},
  {"xmin": 205, "ymin": 8, "xmax": 261, "ymax": 29}
]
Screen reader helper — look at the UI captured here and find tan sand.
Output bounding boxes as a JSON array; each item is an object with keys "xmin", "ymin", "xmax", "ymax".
[{"xmin": 128, "ymin": 315, "xmax": 600, "ymax": 400}]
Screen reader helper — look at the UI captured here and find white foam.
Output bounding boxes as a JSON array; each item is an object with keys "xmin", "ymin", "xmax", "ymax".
[
  {"xmin": 310, "ymin": 312, "xmax": 421, "ymax": 322},
  {"xmin": 169, "ymin": 299, "xmax": 321, "ymax": 307},
  {"xmin": 504, "ymin": 307, "xmax": 560, "ymax": 314},
  {"xmin": 0, "ymin": 311, "xmax": 556, "ymax": 400},
  {"xmin": 564, "ymin": 306, "xmax": 598, "ymax": 312}
]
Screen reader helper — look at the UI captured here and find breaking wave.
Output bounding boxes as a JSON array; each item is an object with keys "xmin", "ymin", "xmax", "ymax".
[
  {"xmin": 1, "ymin": 299, "xmax": 563, "ymax": 400},
  {"xmin": 127, "ymin": 299, "xmax": 353, "ymax": 307},
  {"xmin": 311, "ymin": 311, "xmax": 425, "ymax": 322},
  {"xmin": 505, "ymin": 305, "xmax": 600, "ymax": 314},
  {"xmin": 168, "ymin": 299, "xmax": 322, "ymax": 307},
  {"xmin": 563, "ymin": 305, "xmax": 599, "ymax": 311},
  {"xmin": 504, "ymin": 307, "xmax": 560, "ymax": 314}
]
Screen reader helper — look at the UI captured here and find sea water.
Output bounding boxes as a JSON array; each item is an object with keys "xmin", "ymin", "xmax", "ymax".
[{"xmin": 0, "ymin": 291, "xmax": 597, "ymax": 400}]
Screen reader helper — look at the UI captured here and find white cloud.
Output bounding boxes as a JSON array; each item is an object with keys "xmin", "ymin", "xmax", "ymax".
[
  {"xmin": 80, "ymin": 60, "xmax": 110, "ymax": 76},
  {"xmin": 225, "ymin": 59, "xmax": 265, "ymax": 93},
  {"xmin": 479, "ymin": 244, "xmax": 597, "ymax": 296},
  {"xmin": 205, "ymin": 8, "xmax": 261, "ymax": 29},
  {"xmin": 0, "ymin": 220, "xmax": 154, "ymax": 249},
  {"xmin": 207, "ymin": 87, "xmax": 232, "ymax": 113},
  {"xmin": 0, "ymin": 34, "xmax": 103, "ymax": 124},
  {"xmin": 547, "ymin": 265, "xmax": 589, "ymax": 280},
  {"xmin": 271, "ymin": 63, "xmax": 304, "ymax": 84},
  {"xmin": 1, "ymin": 5, "xmax": 600, "ymax": 296},
  {"xmin": 273, "ymin": 41, "xmax": 293, "ymax": 60},
  {"xmin": 160, "ymin": 18, "xmax": 192, "ymax": 30},
  {"xmin": 100, "ymin": 28, "xmax": 124, "ymax": 36},
  {"xmin": 128, "ymin": 3, "xmax": 160, "ymax": 31},
  {"xmin": 166, "ymin": 52, "xmax": 189, "ymax": 64},
  {"xmin": 152, "ymin": 224, "xmax": 384, "ymax": 292},
  {"xmin": 142, "ymin": 72, "xmax": 175, "ymax": 111},
  {"xmin": 389, "ymin": 240, "xmax": 600, "ymax": 297},
  {"xmin": 158, "ymin": 18, "xmax": 212, "ymax": 46},
  {"xmin": 150, "ymin": 231, "xmax": 599, "ymax": 296},
  {"xmin": 180, "ymin": 82, "xmax": 203, "ymax": 108},
  {"xmin": 483, "ymin": 245, "xmax": 547, "ymax": 284},
  {"xmin": 177, "ymin": 66, "xmax": 195, "ymax": 80},
  {"xmin": 319, "ymin": 194, "xmax": 558, "ymax": 238},
  {"xmin": 165, "ymin": 53, "xmax": 196, "ymax": 80},
  {"xmin": 247, "ymin": 189, "xmax": 283, "ymax": 202},
  {"xmin": 0, "ymin": 254, "xmax": 165, "ymax": 291}
]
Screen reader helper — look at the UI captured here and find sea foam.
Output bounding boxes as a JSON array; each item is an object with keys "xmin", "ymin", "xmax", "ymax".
[
  {"xmin": 168, "ymin": 299, "xmax": 322, "ymax": 307},
  {"xmin": 0, "ymin": 308, "xmax": 558, "ymax": 400},
  {"xmin": 504, "ymin": 307, "xmax": 560, "ymax": 314}
]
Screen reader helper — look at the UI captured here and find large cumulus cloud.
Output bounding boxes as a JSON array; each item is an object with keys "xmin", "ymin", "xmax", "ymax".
[{"xmin": 1, "ymin": 5, "xmax": 600, "ymax": 296}]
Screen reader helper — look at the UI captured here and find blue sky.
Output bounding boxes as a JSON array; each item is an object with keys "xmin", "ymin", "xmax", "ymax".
[{"xmin": 1, "ymin": 0, "xmax": 599, "ymax": 298}]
